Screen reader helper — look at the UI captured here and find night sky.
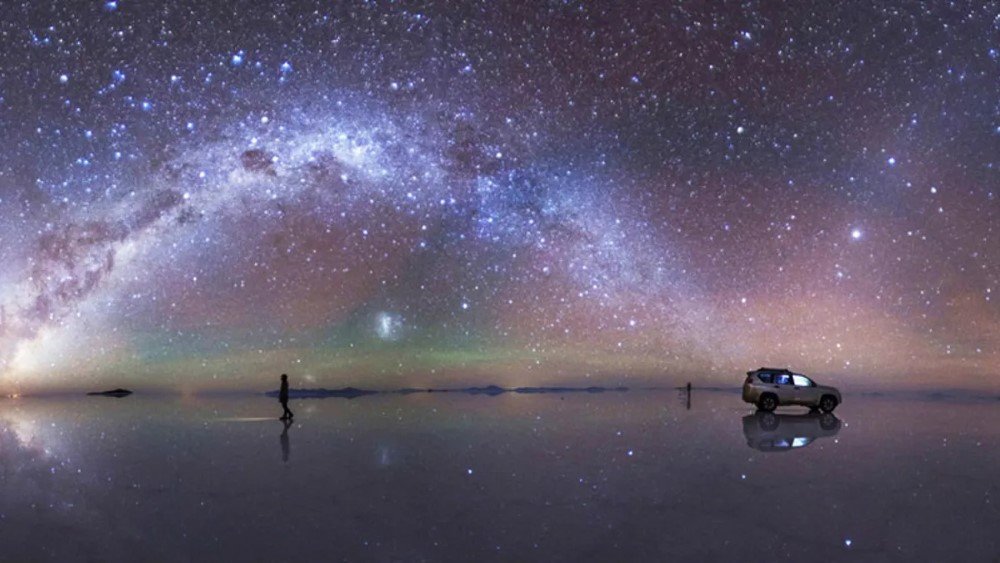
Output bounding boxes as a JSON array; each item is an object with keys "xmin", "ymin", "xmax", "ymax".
[{"xmin": 0, "ymin": 1, "xmax": 997, "ymax": 392}]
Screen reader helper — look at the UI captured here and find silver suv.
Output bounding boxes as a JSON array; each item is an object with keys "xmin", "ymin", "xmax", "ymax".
[{"xmin": 742, "ymin": 368, "xmax": 841, "ymax": 412}]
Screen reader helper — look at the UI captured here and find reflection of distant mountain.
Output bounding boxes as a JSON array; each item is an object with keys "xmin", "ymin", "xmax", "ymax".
[
  {"xmin": 742, "ymin": 411, "xmax": 841, "ymax": 452},
  {"xmin": 264, "ymin": 385, "xmax": 629, "ymax": 399}
]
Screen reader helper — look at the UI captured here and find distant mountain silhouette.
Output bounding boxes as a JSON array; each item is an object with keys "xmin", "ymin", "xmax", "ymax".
[
  {"xmin": 264, "ymin": 385, "xmax": 629, "ymax": 399},
  {"xmin": 264, "ymin": 387, "xmax": 377, "ymax": 399},
  {"xmin": 86, "ymin": 388, "xmax": 132, "ymax": 397},
  {"xmin": 513, "ymin": 386, "xmax": 628, "ymax": 394},
  {"xmin": 457, "ymin": 385, "xmax": 506, "ymax": 396}
]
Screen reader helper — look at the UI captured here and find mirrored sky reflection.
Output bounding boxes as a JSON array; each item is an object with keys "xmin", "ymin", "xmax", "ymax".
[
  {"xmin": 1, "ymin": 2, "xmax": 999, "ymax": 392},
  {"xmin": 1, "ymin": 392, "xmax": 996, "ymax": 560}
]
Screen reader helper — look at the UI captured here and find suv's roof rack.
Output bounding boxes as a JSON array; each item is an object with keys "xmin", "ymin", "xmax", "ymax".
[{"xmin": 757, "ymin": 367, "xmax": 792, "ymax": 373}]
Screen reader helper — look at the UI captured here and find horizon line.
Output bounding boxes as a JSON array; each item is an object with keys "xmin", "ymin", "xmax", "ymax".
[{"xmin": 4, "ymin": 384, "xmax": 998, "ymax": 402}]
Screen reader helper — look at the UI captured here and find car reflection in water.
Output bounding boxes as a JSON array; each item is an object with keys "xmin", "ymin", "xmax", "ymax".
[{"xmin": 742, "ymin": 411, "xmax": 841, "ymax": 452}]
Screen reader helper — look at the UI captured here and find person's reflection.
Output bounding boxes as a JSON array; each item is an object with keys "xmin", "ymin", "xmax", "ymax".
[{"xmin": 280, "ymin": 418, "xmax": 292, "ymax": 463}]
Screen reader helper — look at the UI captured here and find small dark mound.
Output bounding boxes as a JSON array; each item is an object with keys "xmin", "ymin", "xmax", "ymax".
[
  {"xmin": 87, "ymin": 388, "xmax": 133, "ymax": 398},
  {"xmin": 463, "ymin": 385, "xmax": 506, "ymax": 396}
]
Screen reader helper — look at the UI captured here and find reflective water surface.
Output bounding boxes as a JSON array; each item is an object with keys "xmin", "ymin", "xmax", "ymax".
[{"xmin": 1, "ymin": 391, "xmax": 997, "ymax": 561}]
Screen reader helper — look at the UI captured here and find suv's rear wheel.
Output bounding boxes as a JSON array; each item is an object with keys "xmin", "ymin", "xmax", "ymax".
[
  {"xmin": 757, "ymin": 393, "xmax": 778, "ymax": 412},
  {"xmin": 819, "ymin": 395, "xmax": 838, "ymax": 413}
]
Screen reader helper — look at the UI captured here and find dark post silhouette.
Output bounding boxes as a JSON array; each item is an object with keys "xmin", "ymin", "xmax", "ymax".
[
  {"xmin": 279, "ymin": 373, "xmax": 294, "ymax": 420},
  {"xmin": 686, "ymin": 382, "xmax": 692, "ymax": 410}
]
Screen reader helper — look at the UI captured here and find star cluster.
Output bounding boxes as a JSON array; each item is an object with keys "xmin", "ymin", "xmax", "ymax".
[{"xmin": 0, "ymin": 2, "xmax": 997, "ymax": 391}]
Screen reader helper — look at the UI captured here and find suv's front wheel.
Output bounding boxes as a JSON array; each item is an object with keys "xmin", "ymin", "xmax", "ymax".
[
  {"xmin": 757, "ymin": 394, "xmax": 778, "ymax": 412},
  {"xmin": 819, "ymin": 395, "xmax": 838, "ymax": 413}
]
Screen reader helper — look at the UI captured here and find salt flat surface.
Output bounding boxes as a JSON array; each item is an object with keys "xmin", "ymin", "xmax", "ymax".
[{"xmin": 1, "ymin": 390, "xmax": 996, "ymax": 561}]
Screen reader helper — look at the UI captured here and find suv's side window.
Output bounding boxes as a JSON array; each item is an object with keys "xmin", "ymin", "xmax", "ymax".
[
  {"xmin": 774, "ymin": 374, "xmax": 792, "ymax": 385},
  {"xmin": 792, "ymin": 375, "xmax": 813, "ymax": 387},
  {"xmin": 757, "ymin": 372, "xmax": 774, "ymax": 383}
]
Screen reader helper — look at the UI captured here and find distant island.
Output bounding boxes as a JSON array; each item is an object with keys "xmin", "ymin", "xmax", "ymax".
[
  {"xmin": 86, "ymin": 388, "xmax": 133, "ymax": 398},
  {"xmin": 264, "ymin": 385, "xmax": 629, "ymax": 399}
]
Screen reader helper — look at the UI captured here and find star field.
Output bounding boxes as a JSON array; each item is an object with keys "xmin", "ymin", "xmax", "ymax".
[{"xmin": 0, "ymin": 1, "xmax": 998, "ymax": 391}]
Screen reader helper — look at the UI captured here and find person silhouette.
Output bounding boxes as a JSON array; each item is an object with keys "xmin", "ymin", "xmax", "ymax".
[
  {"xmin": 280, "ymin": 418, "xmax": 292, "ymax": 462},
  {"xmin": 279, "ymin": 373, "xmax": 294, "ymax": 420}
]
